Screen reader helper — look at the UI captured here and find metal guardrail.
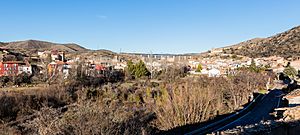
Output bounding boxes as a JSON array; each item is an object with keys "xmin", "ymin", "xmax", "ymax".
[{"xmin": 185, "ymin": 94, "xmax": 264, "ymax": 135}]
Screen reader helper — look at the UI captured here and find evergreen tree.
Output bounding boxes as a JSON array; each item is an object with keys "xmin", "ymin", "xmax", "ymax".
[
  {"xmin": 126, "ymin": 60, "xmax": 150, "ymax": 79},
  {"xmin": 127, "ymin": 60, "xmax": 135, "ymax": 76},
  {"xmin": 134, "ymin": 60, "xmax": 150, "ymax": 78},
  {"xmin": 248, "ymin": 59, "xmax": 264, "ymax": 73},
  {"xmin": 195, "ymin": 64, "xmax": 202, "ymax": 72}
]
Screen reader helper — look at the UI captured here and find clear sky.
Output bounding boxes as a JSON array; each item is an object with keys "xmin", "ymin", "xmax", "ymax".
[{"xmin": 1, "ymin": 0, "xmax": 300, "ymax": 54}]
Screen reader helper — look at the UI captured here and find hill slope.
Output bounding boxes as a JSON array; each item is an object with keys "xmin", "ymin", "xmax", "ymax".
[
  {"xmin": 0, "ymin": 42, "xmax": 8, "ymax": 47},
  {"xmin": 2, "ymin": 40, "xmax": 88, "ymax": 52},
  {"xmin": 223, "ymin": 26, "xmax": 300, "ymax": 58}
]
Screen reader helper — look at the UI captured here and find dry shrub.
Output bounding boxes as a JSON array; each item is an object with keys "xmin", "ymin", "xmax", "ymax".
[
  {"xmin": 0, "ymin": 68, "xmax": 274, "ymax": 134},
  {"xmin": 154, "ymin": 70, "xmax": 273, "ymax": 130},
  {"xmin": 0, "ymin": 124, "xmax": 19, "ymax": 135},
  {"xmin": 0, "ymin": 84, "xmax": 71, "ymax": 125},
  {"xmin": 23, "ymin": 87, "xmax": 158, "ymax": 135}
]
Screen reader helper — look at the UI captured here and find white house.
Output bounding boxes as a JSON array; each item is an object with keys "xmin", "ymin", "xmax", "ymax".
[
  {"xmin": 290, "ymin": 60, "xmax": 300, "ymax": 70},
  {"xmin": 37, "ymin": 51, "xmax": 45, "ymax": 56},
  {"xmin": 188, "ymin": 61, "xmax": 200, "ymax": 69},
  {"xmin": 208, "ymin": 68, "xmax": 221, "ymax": 77},
  {"xmin": 114, "ymin": 62, "xmax": 127, "ymax": 70},
  {"xmin": 18, "ymin": 64, "xmax": 32, "ymax": 74},
  {"xmin": 284, "ymin": 89, "xmax": 300, "ymax": 107}
]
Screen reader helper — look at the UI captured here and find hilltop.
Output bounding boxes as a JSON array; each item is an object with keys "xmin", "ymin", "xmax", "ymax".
[
  {"xmin": 0, "ymin": 42, "xmax": 6, "ymax": 47},
  {"xmin": 223, "ymin": 26, "xmax": 300, "ymax": 58},
  {"xmin": 0, "ymin": 40, "xmax": 88, "ymax": 52}
]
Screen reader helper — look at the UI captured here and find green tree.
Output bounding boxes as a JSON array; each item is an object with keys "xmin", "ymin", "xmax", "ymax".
[
  {"xmin": 284, "ymin": 65, "xmax": 297, "ymax": 78},
  {"xmin": 195, "ymin": 64, "xmax": 202, "ymax": 72},
  {"xmin": 127, "ymin": 60, "xmax": 135, "ymax": 76},
  {"xmin": 126, "ymin": 60, "xmax": 150, "ymax": 79},
  {"xmin": 125, "ymin": 60, "xmax": 135, "ymax": 80},
  {"xmin": 248, "ymin": 59, "xmax": 264, "ymax": 73},
  {"xmin": 134, "ymin": 60, "xmax": 150, "ymax": 78}
]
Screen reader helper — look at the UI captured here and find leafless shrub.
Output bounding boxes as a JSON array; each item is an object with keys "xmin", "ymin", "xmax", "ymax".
[
  {"xmin": 0, "ymin": 124, "xmax": 19, "ymax": 135},
  {"xmin": 0, "ymin": 67, "xmax": 274, "ymax": 134},
  {"xmin": 154, "ymin": 70, "xmax": 273, "ymax": 130},
  {"xmin": 24, "ymin": 97, "xmax": 157, "ymax": 135}
]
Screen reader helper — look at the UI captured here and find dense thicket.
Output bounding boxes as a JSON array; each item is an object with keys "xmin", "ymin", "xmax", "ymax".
[{"xmin": 0, "ymin": 67, "xmax": 274, "ymax": 134}]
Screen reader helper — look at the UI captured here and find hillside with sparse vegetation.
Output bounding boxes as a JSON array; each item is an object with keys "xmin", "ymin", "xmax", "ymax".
[
  {"xmin": 1, "ymin": 40, "xmax": 88, "ymax": 52},
  {"xmin": 223, "ymin": 26, "xmax": 300, "ymax": 58}
]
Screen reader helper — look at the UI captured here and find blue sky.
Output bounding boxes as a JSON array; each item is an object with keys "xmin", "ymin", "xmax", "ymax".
[{"xmin": 1, "ymin": 0, "xmax": 300, "ymax": 54}]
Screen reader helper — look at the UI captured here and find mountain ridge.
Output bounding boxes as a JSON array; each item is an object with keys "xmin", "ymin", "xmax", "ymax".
[
  {"xmin": 1, "ymin": 39, "xmax": 88, "ymax": 52},
  {"xmin": 223, "ymin": 25, "xmax": 300, "ymax": 58}
]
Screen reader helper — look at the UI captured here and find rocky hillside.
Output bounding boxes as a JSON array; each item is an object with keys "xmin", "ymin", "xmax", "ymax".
[
  {"xmin": 223, "ymin": 26, "xmax": 300, "ymax": 58},
  {"xmin": 1, "ymin": 40, "xmax": 88, "ymax": 52},
  {"xmin": 0, "ymin": 42, "xmax": 7, "ymax": 47}
]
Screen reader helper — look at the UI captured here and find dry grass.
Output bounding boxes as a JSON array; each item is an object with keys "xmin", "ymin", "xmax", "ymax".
[{"xmin": 0, "ymin": 85, "xmax": 48, "ymax": 92}]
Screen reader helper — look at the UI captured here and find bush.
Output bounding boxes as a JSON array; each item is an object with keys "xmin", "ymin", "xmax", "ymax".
[
  {"xmin": 154, "ymin": 70, "xmax": 273, "ymax": 130},
  {"xmin": 284, "ymin": 65, "xmax": 297, "ymax": 78},
  {"xmin": 14, "ymin": 73, "xmax": 32, "ymax": 86},
  {"xmin": 126, "ymin": 60, "xmax": 150, "ymax": 79},
  {"xmin": 23, "ymin": 92, "xmax": 158, "ymax": 135},
  {"xmin": 0, "ymin": 77, "xmax": 9, "ymax": 87},
  {"xmin": 156, "ymin": 66, "xmax": 189, "ymax": 82},
  {"xmin": 0, "ymin": 66, "xmax": 275, "ymax": 135}
]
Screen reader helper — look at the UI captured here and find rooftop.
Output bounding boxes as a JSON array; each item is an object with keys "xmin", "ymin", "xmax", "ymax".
[{"xmin": 284, "ymin": 89, "xmax": 300, "ymax": 99}]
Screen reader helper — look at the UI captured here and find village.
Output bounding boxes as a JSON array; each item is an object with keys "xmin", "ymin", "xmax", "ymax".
[
  {"xmin": 3, "ymin": 1, "xmax": 300, "ymax": 134},
  {"xmin": 2, "ymin": 46, "xmax": 300, "ymax": 122},
  {"xmin": 1, "ymin": 46, "xmax": 299, "ymax": 80},
  {"xmin": 12, "ymin": 47, "xmax": 300, "ymax": 123},
  {"xmin": 134, "ymin": 48, "xmax": 295, "ymax": 77}
]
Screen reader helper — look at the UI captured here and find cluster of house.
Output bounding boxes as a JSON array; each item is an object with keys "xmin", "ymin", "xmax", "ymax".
[
  {"xmin": 135, "ymin": 52, "xmax": 293, "ymax": 77},
  {"xmin": 36, "ymin": 50, "xmax": 128, "ymax": 78},
  {"xmin": 0, "ymin": 49, "xmax": 81, "ymax": 78},
  {"xmin": 0, "ymin": 47, "xmax": 32, "ymax": 77},
  {"xmin": 60, "ymin": 49, "xmax": 300, "ymax": 79},
  {"xmin": 188, "ymin": 55, "xmax": 287, "ymax": 77},
  {"xmin": 43, "ymin": 50, "xmax": 74, "ymax": 78},
  {"xmin": 2, "ymin": 46, "xmax": 299, "ymax": 80},
  {"xmin": 83, "ymin": 54, "xmax": 126, "ymax": 77},
  {"xmin": 272, "ymin": 88, "xmax": 300, "ymax": 121}
]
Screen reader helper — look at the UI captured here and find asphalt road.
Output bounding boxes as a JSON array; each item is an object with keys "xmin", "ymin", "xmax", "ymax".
[{"xmin": 215, "ymin": 89, "xmax": 283, "ymax": 132}]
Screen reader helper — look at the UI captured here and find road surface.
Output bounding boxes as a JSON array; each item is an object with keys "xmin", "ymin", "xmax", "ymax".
[{"xmin": 215, "ymin": 89, "xmax": 283, "ymax": 132}]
